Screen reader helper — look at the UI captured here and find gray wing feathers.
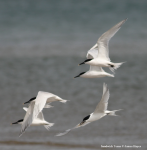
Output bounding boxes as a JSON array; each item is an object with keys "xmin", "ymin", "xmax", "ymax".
[
  {"xmin": 87, "ymin": 48, "xmax": 98, "ymax": 59},
  {"xmin": 56, "ymin": 122, "xmax": 90, "ymax": 136},
  {"xmin": 103, "ymin": 83, "xmax": 107, "ymax": 95},
  {"xmin": 37, "ymin": 112, "xmax": 44, "ymax": 120},
  {"xmin": 33, "ymin": 93, "xmax": 48, "ymax": 119},
  {"xmin": 97, "ymin": 19, "xmax": 127, "ymax": 61},
  {"xmin": 94, "ymin": 83, "xmax": 110, "ymax": 113},
  {"xmin": 33, "ymin": 92, "xmax": 56, "ymax": 119},
  {"xmin": 19, "ymin": 101, "xmax": 35, "ymax": 137}
]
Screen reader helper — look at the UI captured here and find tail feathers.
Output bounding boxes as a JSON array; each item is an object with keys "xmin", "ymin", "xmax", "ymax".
[
  {"xmin": 60, "ymin": 99, "xmax": 69, "ymax": 103},
  {"xmin": 110, "ymin": 74, "xmax": 115, "ymax": 77},
  {"xmin": 109, "ymin": 62, "xmax": 125, "ymax": 73},
  {"xmin": 108, "ymin": 109, "xmax": 123, "ymax": 116},
  {"xmin": 44, "ymin": 123, "xmax": 54, "ymax": 131}
]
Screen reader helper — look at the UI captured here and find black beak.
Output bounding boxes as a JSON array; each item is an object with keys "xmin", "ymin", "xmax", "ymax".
[
  {"xmin": 23, "ymin": 101, "xmax": 29, "ymax": 104},
  {"xmin": 12, "ymin": 121, "xmax": 18, "ymax": 124},
  {"xmin": 74, "ymin": 74, "xmax": 80, "ymax": 78},
  {"xmin": 78, "ymin": 62, "xmax": 85, "ymax": 66}
]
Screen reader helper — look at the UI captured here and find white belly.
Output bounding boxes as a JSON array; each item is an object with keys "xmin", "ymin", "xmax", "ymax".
[
  {"xmin": 88, "ymin": 113, "xmax": 106, "ymax": 122},
  {"xmin": 86, "ymin": 59, "xmax": 110, "ymax": 67},
  {"xmin": 81, "ymin": 71, "xmax": 112, "ymax": 78}
]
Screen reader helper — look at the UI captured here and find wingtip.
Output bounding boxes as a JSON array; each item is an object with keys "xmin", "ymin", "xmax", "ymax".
[
  {"xmin": 125, "ymin": 18, "xmax": 128, "ymax": 21},
  {"xmin": 19, "ymin": 133, "xmax": 22, "ymax": 138},
  {"xmin": 103, "ymin": 83, "xmax": 107, "ymax": 88}
]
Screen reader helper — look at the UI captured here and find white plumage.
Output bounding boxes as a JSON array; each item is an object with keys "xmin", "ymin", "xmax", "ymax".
[
  {"xmin": 56, "ymin": 83, "xmax": 122, "ymax": 136},
  {"xmin": 19, "ymin": 91, "xmax": 68, "ymax": 136},
  {"xmin": 80, "ymin": 19, "xmax": 127, "ymax": 73}
]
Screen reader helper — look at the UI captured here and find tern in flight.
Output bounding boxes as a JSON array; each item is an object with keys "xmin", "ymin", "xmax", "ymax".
[
  {"xmin": 79, "ymin": 19, "xmax": 127, "ymax": 73},
  {"xmin": 20, "ymin": 91, "xmax": 68, "ymax": 136},
  {"xmin": 56, "ymin": 83, "xmax": 122, "ymax": 136},
  {"xmin": 12, "ymin": 107, "xmax": 54, "ymax": 132},
  {"xmin": 13, "ymin": 102, "xmax": 54, "ymax": 137}
]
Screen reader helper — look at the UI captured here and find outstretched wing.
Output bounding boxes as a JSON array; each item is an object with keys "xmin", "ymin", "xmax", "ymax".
[
  {"xmin": 93, "ymin": 83, "xmax": 110, "ymax": 114},
  {"xmin": 56, "ymin": 122, "xmax": 90, "ymax": 136},
  {"xmin": 87, "ymin": 47, "xmax": 98, "ymax": 59},
  {"xmin": 33, "ymin": 91, "xmax": 55, "ymax": 119},
  {"xmin": 97, "ymin": 19, "xmax": 127, "ymax": 61},
  {"xmin": 19, "ymin": 101, "xmax": 35, "ymax": 136}
]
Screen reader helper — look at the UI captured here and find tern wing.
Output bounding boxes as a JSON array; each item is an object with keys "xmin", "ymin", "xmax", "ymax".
[
  {"xmin": 23, "ymin": 107, "xmax": 28, "ymax": 112},
  {"xmin": 56, "ymin": 122, "xmax": 90, "ymax": 136},
  {"xmin": 33, "ymin": 91, "xmax": 56, "ymax": 119},
  {"xmin": 93, "ymin": 83, "xmax": 110, "ymax": 114},
  {"xmin": 97, "ymin": 19, "xmax": 127, "ymax": 61},
  {"xmin": 37, "ymin": 111, "xmax": 44, "ymax": 120},
  {"xmin": 23, "ymin": 106, "xmax": 44, "ymax": 120},
  {"xmin": 87, "ymin": 48, "xmax": 98, "ymax": 59},
  {"xmin": 19, "ymin": 101, "xmax": 35, "ymax": 136},
  {"xmin": 90, "ymin": 65, "xmax": 104, "ymax": 72}
]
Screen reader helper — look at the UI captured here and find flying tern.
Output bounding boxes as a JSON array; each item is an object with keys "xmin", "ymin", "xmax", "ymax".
[
  {"xmin": 79, "ymin": 19, "xmax": 127, "ymax": 73},
  {"xmin": 56, "ymin": 83, "xmax": 122, "ymax": 136},
  {"xmin": 12, "ymin": 107, "xmax": 54, "ymax": 133}
]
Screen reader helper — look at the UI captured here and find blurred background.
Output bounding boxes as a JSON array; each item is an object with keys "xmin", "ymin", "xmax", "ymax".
[{"xmin": 0, "ymin": 0, "xmax": 147, "ymax": 150}]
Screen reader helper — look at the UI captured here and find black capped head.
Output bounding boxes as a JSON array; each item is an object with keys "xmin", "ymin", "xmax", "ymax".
[
  {"xmin": 24, "ymin": 97, "xmax": 36, "ymax": 104},
  {"xmin": 83, "ymin": 114, "xmax": 90, "ymax": 121},
  {"xmin": 12, "ymin": 119, "xmax": 23, "ymax": 124},
  {"xmin": 79, "ymin": 114, "xmax": 90, "ymax": 126},
  {"xmin": 79, "ymin": 59, "xmax": 92, "ymax": 65},
  {"xmin": 74, "ymin": 72, "xmax": 85, "ymax": 78}
]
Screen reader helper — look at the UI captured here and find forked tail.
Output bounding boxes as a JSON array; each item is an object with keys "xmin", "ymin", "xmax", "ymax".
[
  {"xmin": 109, "ymin": 62, "xmax": 125, "ymax": 73},
  {"xmin": 108, "ymin": 109, "xmax": 122, "ymax": 116},
  {"xmin": 60, "ymin": 99, "xmax": 69, "ymax": 103},
  {"xmin": 44, "ymin": 123, "xmax": 54, "ymax": 131}
]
